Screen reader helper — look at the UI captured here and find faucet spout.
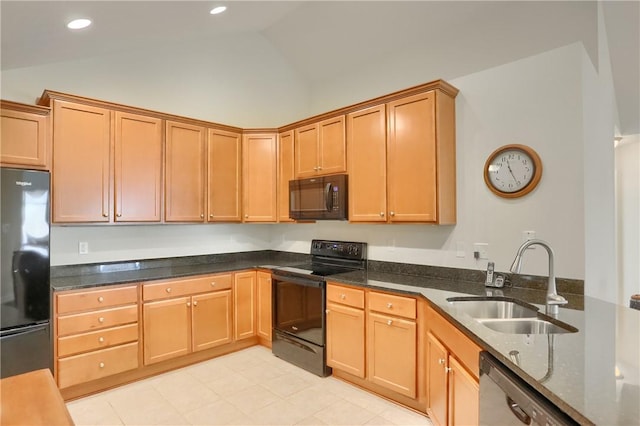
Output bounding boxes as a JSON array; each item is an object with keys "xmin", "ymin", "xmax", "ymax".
[{"xmin": 509, "ymin": 239, "xmax": 567, "ymax": 316}]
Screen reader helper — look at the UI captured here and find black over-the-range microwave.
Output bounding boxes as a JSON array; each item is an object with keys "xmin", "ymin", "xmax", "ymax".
[{"xmin": 289, "ymin": 174, "xmax": 348, "ymax": 220}]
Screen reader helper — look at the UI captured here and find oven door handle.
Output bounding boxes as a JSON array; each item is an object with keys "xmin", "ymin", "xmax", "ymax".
[{"xmin": 271, "ymin": 274, "xmax": 324, "ymax": 288}]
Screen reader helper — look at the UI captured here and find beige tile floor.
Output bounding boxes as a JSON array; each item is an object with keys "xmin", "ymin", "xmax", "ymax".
[{"xmin": 67, "ymin": 346, "xmax": 434, "ymax": 426}]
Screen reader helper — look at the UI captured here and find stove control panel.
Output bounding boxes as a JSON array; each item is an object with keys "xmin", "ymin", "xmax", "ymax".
[{"xmin": 310, "ymin": 240, "xmax": 367, "ymax": 261}]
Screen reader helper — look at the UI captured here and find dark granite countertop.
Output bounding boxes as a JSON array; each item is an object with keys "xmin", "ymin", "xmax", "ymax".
[{"xmin": 51, "ymin": 252, "xmax": 639, "ymax": 425}]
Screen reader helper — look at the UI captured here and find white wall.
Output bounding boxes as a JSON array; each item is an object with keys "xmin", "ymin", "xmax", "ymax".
[
  {"xmin": 615, "ymin": 134, "xmax": 640, "ymax": 305},
  {"xmin": 1, "ymin": 33, "xmax": 310, "ymax": 128}
]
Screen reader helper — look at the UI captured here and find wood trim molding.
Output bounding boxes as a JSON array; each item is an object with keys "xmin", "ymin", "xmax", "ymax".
[
  {"xmin": 277, "ymin": 79, "xmax": 459, "ymax": 132},
  {"xmin": 37, "ymin": 90, "xmax": 243, "ymax": 134},
  {"xmin": 1, "ymin": 99, "xmax": 50, "ymax": 115}
]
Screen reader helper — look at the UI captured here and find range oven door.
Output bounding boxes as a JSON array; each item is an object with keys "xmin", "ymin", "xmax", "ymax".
[{"xmin": 271, "ymin": 273, "xmax": 331, "ymax": 377}]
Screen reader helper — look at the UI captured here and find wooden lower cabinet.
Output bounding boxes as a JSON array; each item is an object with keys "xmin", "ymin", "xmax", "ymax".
[
  {"xmin": 234, "ymin": 271, "xmax": 257, "ymax": 340},
  {"xmin": 256, "ymin": 271, "xmax": 272, "ymax": 345},
  {"xmin": 326, "ymin": 302, "xmax": 365, "ymax": 378},
  {"xmin": 54, "ymin": 285, "xmax": 139, "ymax": 389},
  {"xmin": 192, "ymin": 290, "xmax": 233, "ymax": 351},
  {"xmin": 426, "ymin": 306, "xmax": 481, "ymax": 426},
  {"xmin": 367, "ymin": 311, "xmax": 417, "ymax": 398},
  {"xmin": 143, "ymin": 273, "xmax": 234, "ymax": 365}
]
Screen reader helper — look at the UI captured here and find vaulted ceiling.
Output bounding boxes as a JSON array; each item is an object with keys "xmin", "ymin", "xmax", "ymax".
[{"xmin": 1, "ymin": 1, "xmax": 637, "ymax": 134}]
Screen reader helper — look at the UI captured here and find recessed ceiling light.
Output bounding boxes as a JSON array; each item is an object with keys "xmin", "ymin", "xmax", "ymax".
[
  {"xmin": 67, "ymin": 18, "xmax": 92, "ymax": 30},
  {"xmin": 210, "ymin": 6, "xmax": 227, "ymax": 15}
]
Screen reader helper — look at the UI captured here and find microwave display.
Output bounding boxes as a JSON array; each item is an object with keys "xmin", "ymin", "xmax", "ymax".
[{"xmin": 289, "ymin": 174, "xmax": 348, "ymax": 220}]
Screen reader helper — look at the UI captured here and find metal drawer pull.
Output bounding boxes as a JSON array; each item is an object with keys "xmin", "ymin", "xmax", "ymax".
[
  {"xmin": 193, "ymin": 301, "xmax": 198, "ymax": 306},
  {"xmin": 438, "ymin": 358, "xmax": 445, "ymax": 365},
  {"xmin": 98, "ymin": 296, "xmax": 104, "ymax": 303},
  {"xmin": 98, "ymin": 317, "xmax": 105, "ymax": 323},
  {"xmin": 380, "ymin": 212, "xmax": 385, "ymax": 217},
  {"xmin": 187, "ymin": 302, "xmax": 191, "ymax": 307},
  {"xmin": 387, "ymin": 320, "xmax": 393, "ymax": 326},
  {"xmin": 387, "ymin": 303, "xmax": 393, "ymax": 308},
  {"xmin": 445, "ymin": 367, "xmax": 452, "ymax": 373},
  {"xmin": 99, "ymin": 362, "xmax": 105, "ymax": 368},
  {"xmin": 99, "ymin": 337, "xmax": 104, "ymax": 343},
  {"xmin": 166, "ymin": 288, "xmax": 172, "ymax": 293},
  {"xmin": 340, "ymin": 294, "xmax": 346, "ymax": 300},
  {"xmin": 211, "ymin": 282, "xmax": 216, "ymax": 286}
]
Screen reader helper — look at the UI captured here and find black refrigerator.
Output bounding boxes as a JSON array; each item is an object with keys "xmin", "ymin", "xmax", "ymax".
[{"xmin": 0, "ymin": 167, "xmax": 51, "ymax": 378}]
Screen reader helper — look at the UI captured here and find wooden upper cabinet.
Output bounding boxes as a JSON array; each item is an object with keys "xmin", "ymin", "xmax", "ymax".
[
  {"xmin": 347, "ymin": 105, "xmax": 387, "ymax": 222},
  {"xmin": 242, "ymin": 133, "xmax": 277, "ymax": 222},
  {"xmin": 51, "ymin": 100, "xmax": 112, "ymax": 223},
  {"xmin": 114, "ymin": 112, "xmax": 163, "ymax": 222},
  {"xmin": 277, "ymin": 130, "xmax": 295, "ymax": 222},
  {"xmin": 207, "ymin": 128, "xmax": 242, "ymax": 222},
  {"xmin": 387, "ymin": 91, "xmax": 456, "ymax": 224},
  {"xmin": 294, "ymin": 116, "xmax": 346, "ymax": 178},
  {"xmin": 1, "ymin": 100, "xmax": 50, "ymax": 170},
  {"xmin": 165, "ymin": 120, "xmax": 206, "ymax": 222}
]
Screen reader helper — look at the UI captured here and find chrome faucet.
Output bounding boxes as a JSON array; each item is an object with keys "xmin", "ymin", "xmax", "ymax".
[{"xmin": 509, "ymin": 239, "xmax": 567, "ymax": 316}]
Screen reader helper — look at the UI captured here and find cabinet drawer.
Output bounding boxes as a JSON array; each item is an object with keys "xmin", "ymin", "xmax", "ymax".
[
  {"xmin": 57, "ymin": 342, "xmax": 139, "ymax": 389},
  {"xmin": 57, "ymin": 285, "xmax": 138, "ymax": 315},
  {"xmin": 58, "ymin": 323, "xmax": 138, "ymax": 357},
  {"xmin": 368, "ymin": 291, "xmax": 416, "ymax": 319},
  {"xmin": 57, "ymin": 305, "xmax": 138, "ymax": 336},
  {"xmin": 327, "ymin": 283, "xmax": 365, "ymax": 309},
  {"xmin": 143, "ymin": 273, "xmax": 232, "ymax": 301}
]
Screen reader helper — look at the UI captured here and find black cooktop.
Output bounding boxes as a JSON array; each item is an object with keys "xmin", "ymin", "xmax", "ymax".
[{"xmin": 274, "ymin": 262, "xmax": 357, "ymax": 277}]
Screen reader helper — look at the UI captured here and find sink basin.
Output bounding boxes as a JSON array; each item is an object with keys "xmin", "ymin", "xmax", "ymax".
[
  {"xmin": 446, "ymin": 296, "xmax": 539, "ymax": 319},
  {"xmin": 476, "ymin": 318, "xmax": 577, "ymax": 334},
  {"xmin": 446, "ymin": 296, "xmax": 577, "ymax": 335}
]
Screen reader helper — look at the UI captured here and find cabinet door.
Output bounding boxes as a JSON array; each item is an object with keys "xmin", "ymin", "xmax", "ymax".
[
  {"xmin": 387, "ymin": 92, "xmax": 437, "ymax": 222},
  {"xmin": 427, "ymin": 332, "xmax": 449, "ymax": 426},
  {"xmin": 192, "ymin": 290, "xmax": 232, "ymax": 351},
  {"xmin": 448, "ymin": 356, "xmax": 479, "ymax": 426},
  {"xmin": 294, "ymin": 124, "xmax": 319, "ymax": 178},
  {"xmin": 165, "ymin": 120, "xmax": 206, "ymax": 222},
  {"xmin": 143, "ymin": 297, "xmax": 191, "ymax": 365},
  {"xmin": 277, "ymin": 130, "xmax": 295, "ymax": 222},
  {"xmin": 242, "ymin": 133, "xmax": 276, "ymax": 222},
  {"xmin": 114, "ymin": 112, "xmax": 162, "ymax": 222},
  {"xmin": 326, "ymin": 302, "xmax": 365, "ymax": 378},
  {"xmin": 1, "ymin": 103, "xmax": 49, "ymax": 169},
  {"xmin": 256, "ymin": 272, "xmax": 272, "ymax": 343},
  {"xmin": 233, "ymin": 271, "xmax": 256, "ymax": 340},
  {"xmin": 208, "ymin": 128, "xmax": 241, "ymax": 222},
  {"xmin": 317, "ymin": 115, "xmax": 346, "ymax": 175},
  {"xmin": 367, "ymin": 312, "xmax": 417, "ymax": 398},
  {"xmin": 347, "ymin": 105, "xmax": 387, "ymax": 222},
  {"xmin": 52, "ymin": 101, "xmax": 111, "ymax": 223}
]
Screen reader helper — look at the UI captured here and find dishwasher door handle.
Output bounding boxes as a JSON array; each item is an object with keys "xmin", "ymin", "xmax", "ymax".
[{"xmin": 506, "ymin": 396, "xmax": 532, "ymax": 424}]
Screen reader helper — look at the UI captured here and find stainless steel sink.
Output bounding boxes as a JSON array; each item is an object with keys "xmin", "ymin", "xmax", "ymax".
[
  {"xmin": 446, "ymin": 296, "xmax": 577, "ymax": 334},
  {"xmin": 446, "ymin": 296, "xmax": 539, "ymax": 319},
  {"xmin": 476, "ymin": 318, "xmax": 577, "ymax": 334}
]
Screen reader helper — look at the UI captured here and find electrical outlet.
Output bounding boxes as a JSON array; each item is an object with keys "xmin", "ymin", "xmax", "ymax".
[
  {"xmin": 473, "ymin": 243, "xmax": 489, "ymax": 259},
  {"xmin": 78, "ymin": 241, "xmax": 89, "ymax": 255}
]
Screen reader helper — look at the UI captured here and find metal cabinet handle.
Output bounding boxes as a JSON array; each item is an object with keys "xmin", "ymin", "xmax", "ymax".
[
  {"xmin": 102, "ymin": 213, "xmax": 108, "ymax": 218},
  {"xmin": 166, "ymin": 287, "xmax": 172, "ymax": 293},
  {"xmin": 245, "ymin": 214, "xmax": 249, "ymax": 218},
  {"xmin": 116, "ymin": 213, "xmax": 122, "ymax": 217},
  {"xmin": 380, "ymin": 212, "xmax": 385, "ymax": 217},
  {"xmin": 99, "ymin": 337, "xmax": 105, "ymax": 343},
  {"xmin": 445, "ymin": 367, "xmax": 452, "ymax": 373},
  {"xmin": 317, "ymin": 166, "xmax": 322, "ymax": 170},
  {"xmin": 313, "ymin": 167, "xmax": 318, "ymax": 171},
  {"xmin": 438, "ymin": 358, "xmax": 445, "ymax": 365},
  {"xmin": 211, "ymin": 282, "xmax": 216, "ymax": 287},
  {"xmin": 98, "ymin": 296, "xmax": 104, "ymax": 303},
  {"xmin": 187, "ymin": 302, "xmax": 191, "ymax": 307},
  {"xmin": 390, "ymin": 211, "xmax": 395, "ymax": 216},
  {"xmin": 193, "ymin": 301, "xmax": 198, "ymax": 307},
  {"xmin": 387, "ymin": 320, "xmax": 393, "ymax": 326},
  {"xmin": 98, "ymin": 317, "xmax": 105, "ymax": 323},
  {"xmin": 99, "ymin": 362, "xmax": 105, "ymax": 368},
  {"xmin": 209, "ymin": 214, "xmax": 214, "ymax": 218},
  {"xmin": 387, "ymin": 303, "xmax": 393, "ymax": 309},
  {"xmin": 200, "ymin": 214, "xmax": 204, "ymax": 218},
  {"xmin": 340, "ymin": 294, "xmax": 346, "ymax": 300}
]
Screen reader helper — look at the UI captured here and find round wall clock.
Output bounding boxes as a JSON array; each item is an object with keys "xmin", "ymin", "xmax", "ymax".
[{"xmin": 483, "ymin": 144, "xmax": 542, "ymax": 198}]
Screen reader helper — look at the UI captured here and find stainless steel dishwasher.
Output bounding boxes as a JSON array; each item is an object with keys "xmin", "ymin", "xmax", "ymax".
[{"xmin": 479, "ymin": 352, "xmax": 578, "ymax": 425}]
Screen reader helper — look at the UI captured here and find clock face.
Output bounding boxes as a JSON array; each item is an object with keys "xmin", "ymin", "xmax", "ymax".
[
  {"xmin": 487, "ymin": 149, "xmax": 535, "ymax": 193},
  {"xmin": 484, "ymin": 144, "xmax": 542, "ymax": 198}
]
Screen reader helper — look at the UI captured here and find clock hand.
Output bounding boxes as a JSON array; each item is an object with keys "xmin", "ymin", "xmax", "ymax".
[{"xmin": 506, "ymin": 160, "xmax": 519, "ymax": 183}]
